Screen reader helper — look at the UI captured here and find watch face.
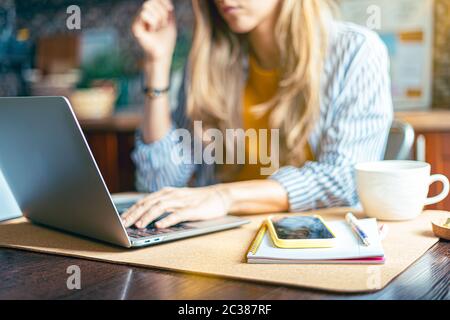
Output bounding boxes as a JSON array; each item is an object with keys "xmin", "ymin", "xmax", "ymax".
[{"xmin": 272, "ymin": 216, "xmax": 334, "ymax": 240}]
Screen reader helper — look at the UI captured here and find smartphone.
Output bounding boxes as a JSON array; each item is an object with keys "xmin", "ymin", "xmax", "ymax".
[{"xmin": 266, "ymin": 215, "xmax": 336, "ymax": 248}]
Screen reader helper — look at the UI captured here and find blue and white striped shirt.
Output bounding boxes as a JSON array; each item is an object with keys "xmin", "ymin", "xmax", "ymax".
[{"xmin": 132, "ymin": 22, "xmax": 394, "ymax": 212}]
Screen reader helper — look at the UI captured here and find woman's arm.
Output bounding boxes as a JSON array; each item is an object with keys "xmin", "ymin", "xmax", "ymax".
[
  {"xmin": 122, "ymin": 180, "xmax": 289, "ymax": 229},
  {"xmin": 131, "ymin": 0, "xmax": 200, "ymax": 192},
  {"xmin": 270, "ymin": 30, "xmax": 393, "ymax": 211},
  {"xmin": 132, "ymin": 0, "xmax": 177, "ymax": 143},
  {"xmin": 218, "ymin": 180, "xmax": 289, "ymax": 214},
  {"xmin": 141, "ymin": 61, "xmax": 173, "ymax": 143}
]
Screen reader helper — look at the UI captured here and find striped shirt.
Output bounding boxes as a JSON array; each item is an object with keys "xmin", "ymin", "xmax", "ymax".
[{"xmin": 132, "ymin": 22, "xmax": 394, "ymax": 212}]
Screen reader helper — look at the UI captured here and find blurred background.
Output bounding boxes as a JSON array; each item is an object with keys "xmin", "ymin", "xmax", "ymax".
[
  {"xmin": 0, "ymin": 0, "xmax": 193, "ymax": 106},
  {"xmin": 0, "ymin": 0, "xmax": 449, "ymax": 209},
  {"xmin": 2, "ymin": 0, "xmax": 449, "ymax": 107}
]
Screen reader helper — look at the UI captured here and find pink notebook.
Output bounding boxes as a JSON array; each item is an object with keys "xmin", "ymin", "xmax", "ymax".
[{"xmin": 326, "ymin": 256, "xmax": 385, "ymax": 264}]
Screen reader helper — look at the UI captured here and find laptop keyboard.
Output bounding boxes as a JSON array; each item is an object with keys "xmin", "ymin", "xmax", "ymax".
[
  {"xmin": 116, "ymin": 206, "xmax": 194, "ymax": 238},
  {"xmin": 126, "ymin": 223, "xmax": 193, "ymax": 238}
]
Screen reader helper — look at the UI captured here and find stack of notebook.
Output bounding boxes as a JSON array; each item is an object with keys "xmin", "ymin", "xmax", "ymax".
[{"xmin": 247, "ymin": 218, "xmax": 385, "ymax": 264}]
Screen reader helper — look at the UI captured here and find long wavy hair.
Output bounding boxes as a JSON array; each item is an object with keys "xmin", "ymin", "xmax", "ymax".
[{"xmin": 187, "ymin": 0, "xmax": 337, "ymax": 167}]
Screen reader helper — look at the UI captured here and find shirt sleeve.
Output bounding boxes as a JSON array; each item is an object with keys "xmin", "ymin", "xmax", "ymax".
[
  {"xmin": 131, "ymin": 72, "xmax": 198, "ymax": 193},
  {"xmin": 270, "ymin": 32, "xmax": 394, "ymax": 211}
]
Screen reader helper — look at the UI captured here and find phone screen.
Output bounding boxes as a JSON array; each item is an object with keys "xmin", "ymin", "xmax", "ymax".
[{"xmin": 271, "ymin": 216, "xmax": 334, "ymax": 240}]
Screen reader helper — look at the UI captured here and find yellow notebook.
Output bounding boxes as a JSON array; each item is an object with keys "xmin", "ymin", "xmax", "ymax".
[{"xmin": 247, "ymin": 223, "xmax": 267, "ymax": 255}]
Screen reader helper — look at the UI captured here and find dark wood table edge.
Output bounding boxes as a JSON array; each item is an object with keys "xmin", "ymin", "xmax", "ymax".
[{"xmin": 1, "ymin": 239, "xmax": 448, "ymax": 300}]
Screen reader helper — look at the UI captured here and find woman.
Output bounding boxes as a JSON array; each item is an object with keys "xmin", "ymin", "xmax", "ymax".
[{"xmin": 122, "ymin": 0, "xmax": 393, "ymax": 229}]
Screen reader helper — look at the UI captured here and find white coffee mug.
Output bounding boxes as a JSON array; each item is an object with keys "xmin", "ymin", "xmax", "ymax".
[{"xmin": 355, "ymin": 160, "xmax": 449, "ymax": 221}]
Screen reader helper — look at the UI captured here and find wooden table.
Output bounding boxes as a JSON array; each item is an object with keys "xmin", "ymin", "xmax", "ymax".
[{"xmin": 0, "ymin": 241, "xmax": 448, "ymax": 300}]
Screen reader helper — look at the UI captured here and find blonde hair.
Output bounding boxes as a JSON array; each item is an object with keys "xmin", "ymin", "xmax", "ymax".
[{"xmin": 187, "ymin": 0, "xmax": 336, "ymax": 166}]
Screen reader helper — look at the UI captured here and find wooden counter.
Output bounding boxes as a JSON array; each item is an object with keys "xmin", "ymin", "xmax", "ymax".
[
  {"xmin": 80, "ymin": 109, "xmax": 450, "ymax": 132},
  {"xmin": 79, "ymin": 112, "xmax": 141, "ymax": 132},
  {"xmin": 395, "ymin": 110, "xmax": 450, "ymax": 132}
]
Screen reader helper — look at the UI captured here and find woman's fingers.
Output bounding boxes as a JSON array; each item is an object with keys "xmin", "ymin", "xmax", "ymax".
[
  {"xmin": 134, "ymin": 200, "xmax": 181, "ymax": 228},
  {"xmin": 123, "ymin": 188, "xmax": 173, "ymax": 218},
  {"xmin": 145, "ymin": 2, "xmax": 166, "ymax": 30},
  {"xmin": 159, "ymin": 0, "xmax": 174, "ymax": 11},
  {"xmin": 122, "ymin": 198, "xmax": 168, "ymax": 228},
  {"xmin": 141, "ymin": 0, "xmax": 172, "ymax": 31},
  {"xmin": 157, "ymin": 0, "xmax": 175, "ymax": 27},
  {"xmin": 140, "ymin": 9, "xmax": 159, "ymax": 31},
  {"xmin": 121, "ymin": 189, "xmax": 175, "ymax": 227},
  {"xmin": 155, "ymin": 210, "xmax": 191, "ymax": 229},
  {"xmin": 145, "ymin": 0, "xmax": 173, "ymax": 12}
]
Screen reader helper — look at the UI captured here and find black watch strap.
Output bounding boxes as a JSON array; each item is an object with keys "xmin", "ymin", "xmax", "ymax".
[{"xmin": 143, "ymin": 86, "xmax": 170, "ymax": 99}]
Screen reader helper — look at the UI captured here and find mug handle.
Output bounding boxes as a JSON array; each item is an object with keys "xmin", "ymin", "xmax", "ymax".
[{"xmin": 424, "ymin": 174, "xmax": 450, "ymax": 206}]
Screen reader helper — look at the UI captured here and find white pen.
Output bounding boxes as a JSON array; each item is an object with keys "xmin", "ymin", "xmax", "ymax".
[{"xmin": 345, "ymin": 212, "xmax": 371, "ymax": 246}]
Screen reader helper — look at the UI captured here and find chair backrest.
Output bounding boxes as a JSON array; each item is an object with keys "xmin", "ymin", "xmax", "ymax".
[{"xmin": 384, "ymin": 120, "xmax": 415, "ymax": 160}]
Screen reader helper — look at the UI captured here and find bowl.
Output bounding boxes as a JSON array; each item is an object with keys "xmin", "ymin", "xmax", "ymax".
[{"xmin": 431, "ymin": 216, "xmax": 450, "ymax": 241}]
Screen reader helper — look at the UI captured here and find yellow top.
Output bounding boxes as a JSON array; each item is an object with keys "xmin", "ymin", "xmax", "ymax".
[{"xmin": 235, "ymin": 56, "xmax": 314, "ymax": 181}]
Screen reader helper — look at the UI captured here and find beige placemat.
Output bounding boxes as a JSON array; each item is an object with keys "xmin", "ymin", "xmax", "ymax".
[{"xmin": 0, "ymin": 208, "xmax": 444, "ymax": 293}]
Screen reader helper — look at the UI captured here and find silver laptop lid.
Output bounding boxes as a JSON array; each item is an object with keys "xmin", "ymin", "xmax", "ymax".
[
  {"xmin": 0, "ymin": 169, "xmax": 22, "ymax": 222},
  {"xmin": 0, "ymin": 96, "xmax": 131, "ymax": 247}
]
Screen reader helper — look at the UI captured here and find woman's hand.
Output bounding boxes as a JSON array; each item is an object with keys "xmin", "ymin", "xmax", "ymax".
[
  {"xmin": 121, "ymin": 186, "xmax": 232, "ymax": 229},
  {"xmin": 121, "ymin": 180, "xmax": 290, "ymax": 229},
  {"xmin": 132, "ymin": 0, "xmax": 177, "ymax": 64}
]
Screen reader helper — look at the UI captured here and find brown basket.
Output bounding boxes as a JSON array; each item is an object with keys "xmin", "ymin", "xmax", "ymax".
[
  {"xmin": 431, "ymin": 215, "xmax": 450, "ymax": 241},
  {"xmin": 69, "ymin": 87, "xmax": 116, "ymax": 120}
]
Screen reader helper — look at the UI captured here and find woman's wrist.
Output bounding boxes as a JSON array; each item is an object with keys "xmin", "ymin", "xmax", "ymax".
[
  {"xmin": 212, "ymin": 180, "xmax": 290, "ymax": 214},
  {"xmin": 212, "ymin": 184, "xmax": 234, "ymax": 213},
  {"xmin": 144, "ymin": 58, "xmax": 172, "ymax": 88},
  {"xmin": 213, "ymin": 183, "xmax": 248, "ymax": 213}
]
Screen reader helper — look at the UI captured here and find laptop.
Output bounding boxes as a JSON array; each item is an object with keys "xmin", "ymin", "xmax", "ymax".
[{"xmin": 0, "ymin": 96, "xmax": 249, "ymax": 248}]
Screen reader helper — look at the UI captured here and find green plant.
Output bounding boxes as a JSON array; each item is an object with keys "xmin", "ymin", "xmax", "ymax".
[
  {"xmin": 77, "ymin": 49, "xmax": 137, "ymax": 89},
  {"xmin": 171, "ymin": 31, "xmax": 192, "ymax": 72}
]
